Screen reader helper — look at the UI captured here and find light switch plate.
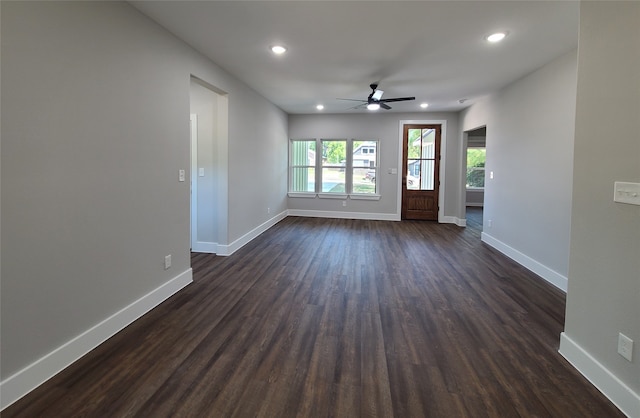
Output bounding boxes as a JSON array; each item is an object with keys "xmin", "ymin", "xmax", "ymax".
[
  {"xmin": 613, "ymin": 181, "xmax": 640, "ymax": 206},
  {"xmin": 199, "ymin": 168, "xmax": 205, "ymax": 177}
]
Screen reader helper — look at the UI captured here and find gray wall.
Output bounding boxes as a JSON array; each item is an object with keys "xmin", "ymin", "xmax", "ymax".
[
  {"xmin": 563, "ymin": 0, "xmax": 639, "ymax": 401},
  {"xmin": 460, "ymin": 49, "xmax": 578, "ymax": 281},
  {"xmin": 1, "ymin": 0, "xmax": 287, "ymax": 381},
  {"xmin": 288, "ymin": 112, "xmax": 461, "ymax": 220}
]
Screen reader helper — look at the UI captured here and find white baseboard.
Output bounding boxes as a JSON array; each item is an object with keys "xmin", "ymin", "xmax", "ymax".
[
  {"xmin": 287, "ymin": 210, "xmax": 467, "ymax": 225},
  {"xmin": 480, "ymin": 232, "xmax": 568, "ymax": 292},
  {"xmin": 0, "ymin": 269, "xmax": 193, "ymax": 411},
  {"xmin": 559, "ymin": 333, "xmax": 640, "ymax": 417},
  {"xmin": 287, "ymin": 209, "xmax": 400, "ymax": 221},
  {"xmin": 440, "ymin": 215, "xmax": 466, "ymax": 226},
  {"xmin": 217, "ymin": 210, "xmax": 288, "ymax": 256},
  {"xmin": 192, "ymin": 240, "xmax": 218, "ymax": 254}
]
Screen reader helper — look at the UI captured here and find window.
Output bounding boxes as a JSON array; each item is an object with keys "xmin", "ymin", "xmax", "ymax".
[
  {"xmin": 352, "ymin": 140, "xmax": 377, "ymax": 195},
  {"xmin": 321, "ymin": 139, "xmax": 347, "ymax": 193},
  {"xmin": 466, "ymin": 147, "xmax": 486, "ymax": 189},
  {"xmin": 289, "ymin": 139, "xmax": 316, "ymax": 193},
  {"xmin": 289, "ymin": 139, "xmax": 379, "ymax": 196}
]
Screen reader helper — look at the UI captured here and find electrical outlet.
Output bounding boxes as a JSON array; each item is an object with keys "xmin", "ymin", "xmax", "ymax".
[
  {"xmin": 178, "ymin": 169, "xmax": 185, "ymax": 182},
  {"xmin": 164, "ymin": 254, "xmax": 172, "ymax": 270},
  {"xmin": 267, "ymin": 207, "xmax": 271, "ymax": 214},
  {"xmin": 342, "ymin": 201, "xmax": 347, "ymax": 207},
  {"xmin": 487, "ymin": 219, "xmax": 492, "ymax": 228},
  {"xmin": 618, "ymin": 333, "xmax": 633, "ymax": 362}
]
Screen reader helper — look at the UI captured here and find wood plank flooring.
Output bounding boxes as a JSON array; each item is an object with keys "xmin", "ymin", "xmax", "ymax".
[{"xmin": 3, "ymin": 210, "xmax": 624, "ymax": 417}]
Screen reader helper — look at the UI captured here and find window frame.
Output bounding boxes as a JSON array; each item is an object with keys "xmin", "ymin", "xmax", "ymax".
[
  {"xmin": 320, "ymin": 139, "xmax": 348, "ymax": 196},
  {"xmin": 288, "ymin": 139, "xmax": 317, "ymax": 197},
  {"xmin": 288, "ymin": 138, "xmax": 381, "ymax": 200}
]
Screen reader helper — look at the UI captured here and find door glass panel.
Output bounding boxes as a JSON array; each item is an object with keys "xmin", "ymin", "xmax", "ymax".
[
  {"xmin": 422, "ymin": 129, "xmax": 435, "ymax": 158},
  {"xmin": 421, "ymin": 160, "xmax": 434, "ymax": 190},
  {"xmin": 405, "ymin": 128, "xmax": 436, "ymax": 191},
  {"xmin": 407, "ymin": 129, "xmax": 421, "ymax": 158},
  {"xmin": 407, "ymin": 161, "xmax": 420, "ymax": 190}
]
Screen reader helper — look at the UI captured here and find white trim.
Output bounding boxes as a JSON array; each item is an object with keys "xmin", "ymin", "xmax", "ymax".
[
  {"xmin": 190, "ymin": 114, "xmax": 198, "ymax": 249},
  {"xmin": 398, "ymin": 120, "xmax": 448, "ymax": 222},
  {"xmin": 287, "ymin": 193, "xmax": 381, "ymax": 201},
  {"xmin": 0, "ymin": 269, "xmax": 193, "ymax": 411},
  {"xmin": 481, "ymin": 232, "xmax": 568, "ymax": 291},
  {"xmin": 216, "ymin": 210, "xmax": 288, "ymax": 256},
  {"xmin": 440, "ymin": 215, "xmax": 466, "ymax": 227},
  {"xmin": 288, "ymin": 192, "xmax": 316, "ymax": 198},
  {"xmin": 318, "ymin": 193, "xmax": 348, "ymax": 199},
  {"xmin": 559, "ymin": 333, "xmax": 640, "ymax": 417},
  {"xmin": 191, "ymin": 241, "xmax": 218, "ymax": 254},
  {"xmin": 349, "ymin": 194, "xmax": 381, "ymax": 201},
  {"xmin": 466, "ymin": 202, "xmax": 484, "ymax": 207},
  {"xmin": 288, "ymin": 209, "xmax": 400, "ymax": 221}
]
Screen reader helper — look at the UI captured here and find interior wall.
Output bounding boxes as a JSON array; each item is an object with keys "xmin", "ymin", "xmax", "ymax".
[
  {"xmin": 0, "ymin": 0, "xmax": 287, "ymax": 396},
  {"xmin": 459, "ymin": 49, "xmax": 578, "ymax": 286},
  {"xmin": 227, "ymin": 87, "xmax": 289, "ymax": 245},
  {"xmin": 560, "ymin": 1, "xmax": 639, "ymax": 413},
  {"xmin": 288, "ymin": 112, "xmax": 461, "ymax": 221}
]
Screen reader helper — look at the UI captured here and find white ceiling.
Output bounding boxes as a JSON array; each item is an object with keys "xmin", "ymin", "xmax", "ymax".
[{"xmin": 130, "ymin": 1, "xmax": 579, "ymax": 114}]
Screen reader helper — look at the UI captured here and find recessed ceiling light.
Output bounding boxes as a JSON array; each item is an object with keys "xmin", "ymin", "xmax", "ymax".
[
  {"xmin": 367, "ymin": 103, "xmax": 380, "ymax": 111},
  {"xmin": 316, "ymin": 104, "xmax": 324, "ymax": 110},
  {"xmin": 420, "ymin": 103, "xmax": 429, "ymax": 109},
  {"xmin": 270, "ymin": 45, "xmax": 287, "ymax": 55},
  {"xmin": 486, "ymin": 32, "xmax": 507, "ymax": 43}
]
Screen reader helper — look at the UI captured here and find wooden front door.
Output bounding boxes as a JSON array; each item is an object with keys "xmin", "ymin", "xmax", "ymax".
[{"xmin": 402, "ymin": 124, "xmax": 441, "ymax": 220}]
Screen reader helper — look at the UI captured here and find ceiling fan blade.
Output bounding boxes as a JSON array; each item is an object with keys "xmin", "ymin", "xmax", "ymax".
[
  {"xmin": 372, "ymin": 89, "xmax": 384, "ymax": 101},
  {"xmin": 380, "ymin": 103, "xmax": 392, "ymax": 110},
  {"xmin": 337, "ymin": 98, "xmax": 367, "ymax": 102},
  {"xmin": 347, "ymin": 102, "xmax": 368, "ymax": 110},
  {"xmin": 379, "ymin": 96, "xmax": 416, "ymax": 103}
]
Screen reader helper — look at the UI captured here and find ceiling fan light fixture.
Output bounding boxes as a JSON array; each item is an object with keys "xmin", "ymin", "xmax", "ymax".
[
  {"xmin": 367, "ymin": 103, "xmax": 380, "ymax": 111},
  {"xmin": 420, "ymin": 103, "xmax": 429, "ymax": 109},
  {"xmin": 486, "ymin": 32, "xmax": 507, "ymax": 43},
  {"xmin": 270, "ymin": 45, "xmax": 287, "ymax": 55},
  {"xmin": 316, "ymin": 104, "xmax": 324, "ymax": 110},
  {"xmin": 372, "ymin": 89, "xmax": 384, "ymax": 100}
]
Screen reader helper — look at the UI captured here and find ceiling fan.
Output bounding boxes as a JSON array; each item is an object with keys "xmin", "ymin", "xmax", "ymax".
[{"xmin": 338, "ymin": 83, "xmax": 416, "ymax": 110}]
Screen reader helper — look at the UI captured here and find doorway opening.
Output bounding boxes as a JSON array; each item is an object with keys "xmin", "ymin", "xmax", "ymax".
[
  {"xmin": 189, "ymin": 76, "xmax": 229, "ymax": 254},
  {"xmin": 463, "ymin": 126, "xmax": 486, "ymax": 231}
]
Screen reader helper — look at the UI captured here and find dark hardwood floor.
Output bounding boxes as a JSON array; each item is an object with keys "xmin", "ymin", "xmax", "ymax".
[{"xmin": 3, "ymin": 212, "xmax": 624, "ymax": 417}]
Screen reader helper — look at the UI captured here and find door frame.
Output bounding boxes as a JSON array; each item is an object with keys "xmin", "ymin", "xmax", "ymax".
[
  {"xmin": 190, "ymin": 113, "xmax": 198, "ymax": 250},
  {"xmin": 397, "ymin": 120, "xmax": 447, "ymax": 222}
]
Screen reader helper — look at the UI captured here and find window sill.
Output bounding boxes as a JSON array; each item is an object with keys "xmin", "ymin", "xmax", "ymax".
[
  {"xmin": 466, "ymin": 188, "xmax": 485, "ymax": 192},
  {"xmin": 318, "ymin": 193, "xmax": 348, "ymax": 199},
  {"xmin": 350, "ymin": 194, "xmax": 381, "ymax": 201},
  {"xmin": 288, "ymin": 193, "xmax": 381, "ymax": 201},
  {"xmin": 288, "ymin": 192, "xmax": 317, "ymax": 198}
]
